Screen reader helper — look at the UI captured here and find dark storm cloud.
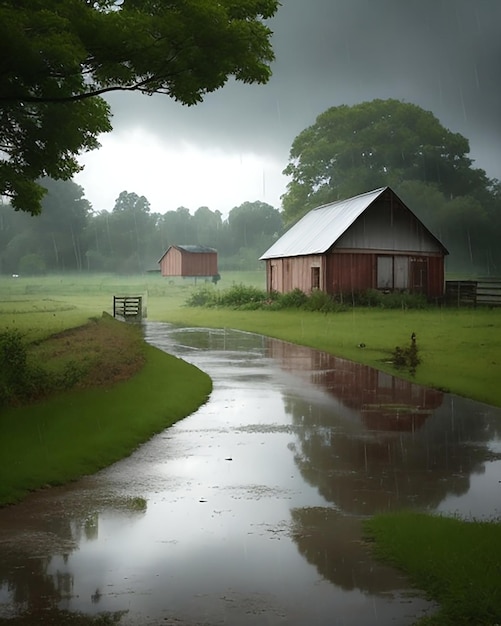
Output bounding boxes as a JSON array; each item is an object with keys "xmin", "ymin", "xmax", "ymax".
[{"xmin": 107, "ymin": 0, "xmax": 501, "ymax": 177}]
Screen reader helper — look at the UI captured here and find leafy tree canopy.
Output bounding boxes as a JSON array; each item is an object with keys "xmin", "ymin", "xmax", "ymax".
[
  {"xmin": 281, "ymin": 99, "xmax": 494, "ymax": 224},
  {"xmin": 0, "ymin": 0, "xmax": 279, "ymax": 215},
  {"xmin": 113, "ymin": 190, "xmax": 151, "ymax": 214}
]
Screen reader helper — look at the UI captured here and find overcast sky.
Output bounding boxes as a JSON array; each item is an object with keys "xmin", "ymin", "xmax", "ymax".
[{"xmin": 75, "ymin": 0, "xmax": 501, "ymax": 217}]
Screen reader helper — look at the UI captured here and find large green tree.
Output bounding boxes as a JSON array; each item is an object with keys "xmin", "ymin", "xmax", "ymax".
[
  {"xmin": 109, "ymin": 191, "xmax": 156, "ymax": 272},
  {"xmin": 1, "ymin": 178, "xmax": 91, "ymax": 273},
  {"xmin": 0, "ymin": 0, "xmax": 279, "ymax": 215},
  {"xmin": 224, "ymin": 200, "xmax": 283, "ymax": 268},
  {"xmin": 282, "ymin": 99, "xmax": 494, "ymax": 225}
]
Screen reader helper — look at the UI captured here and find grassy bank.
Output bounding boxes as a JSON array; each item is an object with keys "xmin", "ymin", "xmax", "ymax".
[
  {"xmin": 364, "ymin": 512, "xmax": 501, "ymax": 625},
  {"xmin": 156, "ymin": 305, "xmax": 501, "ymax": 407},
  {"xmin": 0, "ymin": 314, "xmax": 212, "ymax": 505},
  {"xmin": 2, "ymin": 271, "xmax": 500, "ymax": 406}
]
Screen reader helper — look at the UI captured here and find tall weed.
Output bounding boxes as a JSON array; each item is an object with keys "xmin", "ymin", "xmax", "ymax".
[
  {"xmin": 353, "ymin": 289, "xmax": 429, "ymax": 309},
  {"xmin": 0, "ymin": 331, "xmax": 50, "ymax": 404},
  {"xmin": 186, "ymin": 286, "xmax": 427, "ymax": 312}
]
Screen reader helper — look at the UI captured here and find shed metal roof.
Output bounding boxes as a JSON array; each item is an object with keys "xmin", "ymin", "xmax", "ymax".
[
  {"xmin": 158, "ymin": 244, "xmax": 217, "ymax": 263},
  {"xmin": 260, "ymin": 187, "xmax": 387, "ymax": 260},
  {"xmin": 175, "ymin": 245, "xmax": 217, "ymax": 254}
]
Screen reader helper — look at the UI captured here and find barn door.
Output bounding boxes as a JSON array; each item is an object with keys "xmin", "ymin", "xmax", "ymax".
[
  {"xmin": 311, "ymin": 266, "xmax": 320, "ymax": 290},
  {"xmin": 410, "ymin": 258, "xmax": 427, "ymax": 293},
  {"xmin": 377, "ymin": 256, "xmax": 393, "ymax": 289},
  {"xmin": 394, "ymin": 257, "xmax": 409, "ymax": 289}
]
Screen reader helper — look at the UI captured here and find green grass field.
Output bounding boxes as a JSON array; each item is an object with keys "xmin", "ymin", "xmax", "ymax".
[
  {"xmin": 2, "ymin": 271, "xmax": 500, "ymax": 406},
  {"xmin": 1, "ymin": 271, "xmax": 501, "ymax": 624},
  {"xmin": 364, "ymin": 512, "xmax": 501, "ymax": 625}
]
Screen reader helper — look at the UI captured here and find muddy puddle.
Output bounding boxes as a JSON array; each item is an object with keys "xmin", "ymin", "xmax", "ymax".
[{"xmin": 0, "ymin": 322, "xmax": 500, "ymax": 625}]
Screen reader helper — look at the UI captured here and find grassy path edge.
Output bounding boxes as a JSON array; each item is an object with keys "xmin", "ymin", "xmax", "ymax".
[
  {"xmin": 363, "ymin": 511, "xmax": 501, "ymax": 625},
  {"xmin": 0, "ymin": 342, "xmax": 212, "ymax": 506}
]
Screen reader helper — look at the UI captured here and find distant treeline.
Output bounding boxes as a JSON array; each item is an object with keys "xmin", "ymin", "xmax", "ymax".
[
  {"xmin": 0, "ymin": 179, "xmax": 283, "ymax": 275},
  {"xmin": 0, "ymin": 176, "xmax": 499, "ymax": 276}
]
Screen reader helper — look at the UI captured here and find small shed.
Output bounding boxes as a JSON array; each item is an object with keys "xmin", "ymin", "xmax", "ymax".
[
  {"xmin": 260, "ymin": 187, "xmax": 448, "ymax": 299},
  {"xmin": 158, "ymin": 245, "xmax": 218, "ymax": 278}
]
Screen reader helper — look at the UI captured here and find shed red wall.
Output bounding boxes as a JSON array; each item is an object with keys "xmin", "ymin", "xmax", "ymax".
[
  {"xmin": 160, "ymin": 248, "xmax": 218, "ymax": 277},
  {"xmin": 160, "ymin": 247, "xmax": 182, "ymax": 276}
]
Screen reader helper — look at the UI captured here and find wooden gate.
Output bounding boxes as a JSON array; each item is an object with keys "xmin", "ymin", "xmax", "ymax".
[{"xmin": 113, "ymin": 296, "xmax": 142, "ymax": 320}]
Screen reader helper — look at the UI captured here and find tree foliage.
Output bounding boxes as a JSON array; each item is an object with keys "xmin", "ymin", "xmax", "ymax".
[
  {"xmin": 0, "ymin": 178, "xmax": 91, "ymax": 273},
  {"xmin": 280, "ymin": 99, "xmax": 501, "ymax": 273},
  {"xmin": 282, "ymin": 99, "xmax": 495, "ymax": 224},
  {"xmin": 0, "ymin": 0, "xmax": 279, "ymax": 215},
  {"xmin": 0, "ymin": 181, "xmax": 284, "ymax": 274}
]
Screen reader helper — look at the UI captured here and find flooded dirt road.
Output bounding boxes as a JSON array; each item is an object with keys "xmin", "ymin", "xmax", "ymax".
[{"xmin": 1, "ymin": 323, "xmax": 500, "ymax": 625}]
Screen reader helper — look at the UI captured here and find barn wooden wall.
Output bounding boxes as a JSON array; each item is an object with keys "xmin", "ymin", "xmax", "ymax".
[
  {"xmin": 268, "ymin": 255, "xmax": 325, "ymax": 293},
  {"xmin": 266, "ymin": 252, "xmax": 445, "ymax": 298},
  {"xmin": 327, "ymin": 252, "xmax": 445, "ymax": 298},
  {"xmin": 327, "ymin": 252, "xmax": 373, "ymax": 294}
]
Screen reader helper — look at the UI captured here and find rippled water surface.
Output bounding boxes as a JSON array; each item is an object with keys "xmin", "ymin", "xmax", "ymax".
[{"xmin": 0, "ymin": 322, "xmax": 500, "ymax": 625}]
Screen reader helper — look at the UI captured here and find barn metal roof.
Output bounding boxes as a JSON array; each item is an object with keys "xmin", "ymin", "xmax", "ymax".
[{"xmin": 260, "ymin": 187, "xmax": 388, "ymax": 260}]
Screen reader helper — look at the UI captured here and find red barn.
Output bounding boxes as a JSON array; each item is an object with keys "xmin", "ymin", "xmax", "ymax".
[
  {"xmin": 260, "ymin": 187, "xmax": 448, "ymax": 299},
  {"xmin": 158, "ymin": 245, "xmax": 218, "ymax": 278}
]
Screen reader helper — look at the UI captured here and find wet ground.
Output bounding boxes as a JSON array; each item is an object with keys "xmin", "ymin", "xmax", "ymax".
[{"xmin": 1, "ymin": 322, "xmax": 500, "ymax": 625}]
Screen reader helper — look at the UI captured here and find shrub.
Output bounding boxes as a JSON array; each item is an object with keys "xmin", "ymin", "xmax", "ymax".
[
  {"xmin": 391, "ymin": 335, "xmax": 421, "ymax": 375},
  {"xmin": 186, "ymin": 285, "xmax": 430, "ymax": 312},
  {"xmin": 304, "ymin": 289, "xmax": 345, "ymax": 312},
  {"xmin": 0, "ymin": 330, "xmax": 27, "ymax": 403},
  {"xmin": 185, "ymin": 286, "xmax": 219, "ymax": 307},
  {"xmin": 218, "ymin": 284, "xmax": 268, "ymax": 308},
  {"xmin": 276, "ymin": 288, "xmax": 308, "ymax": 309},
  {"xmin": 353, "ymin": 289, "xmax": 429, "ymax": 309},
  {"xmin": 0, "ymin": 330, "xmax": 89, "ymax": 406},
  {"xmin": 0, "ymin": 330, "xmax": 51, "ymax": 405}
]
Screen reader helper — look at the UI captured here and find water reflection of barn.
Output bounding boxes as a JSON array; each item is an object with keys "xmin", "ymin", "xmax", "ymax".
[
  {"xmin": 266, "ymin": 339, "xmax": 443, "ymax": 432},
  {"xmin": 264, "ymin": 338, "xmax": 487, "ymax": 514}
]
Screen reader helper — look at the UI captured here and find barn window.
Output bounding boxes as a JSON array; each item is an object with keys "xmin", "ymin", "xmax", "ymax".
[
  {"xmin": 377, "ymin": 256, "xmax": 409, "ymax": 290},
  {"xmin": 311, "ymin": 266, "xmax": 320, "ymax": 290},
  {"xmin": 410, "ymin": 258, "xmax": 427, "ymax": 291}
]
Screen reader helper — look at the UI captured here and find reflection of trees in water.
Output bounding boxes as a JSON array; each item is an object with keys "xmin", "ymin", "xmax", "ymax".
[
  {"xmin": 0, "ymin": 496, "xmax": 146, "ymax": 623},
  {"xmin": 290, "ymin": 507, "xmax": 415, "ymax": 594},
  {"xmin": 0, "ymin": 608, "xmax": 127, "ymax": 625},
  {"xmin": 166, "ymin": 327, "xmax": 266, "ymax": 354},
  {"xmin": 267, "ymin": 338, "xmax": 501, "ymax": 515}
]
